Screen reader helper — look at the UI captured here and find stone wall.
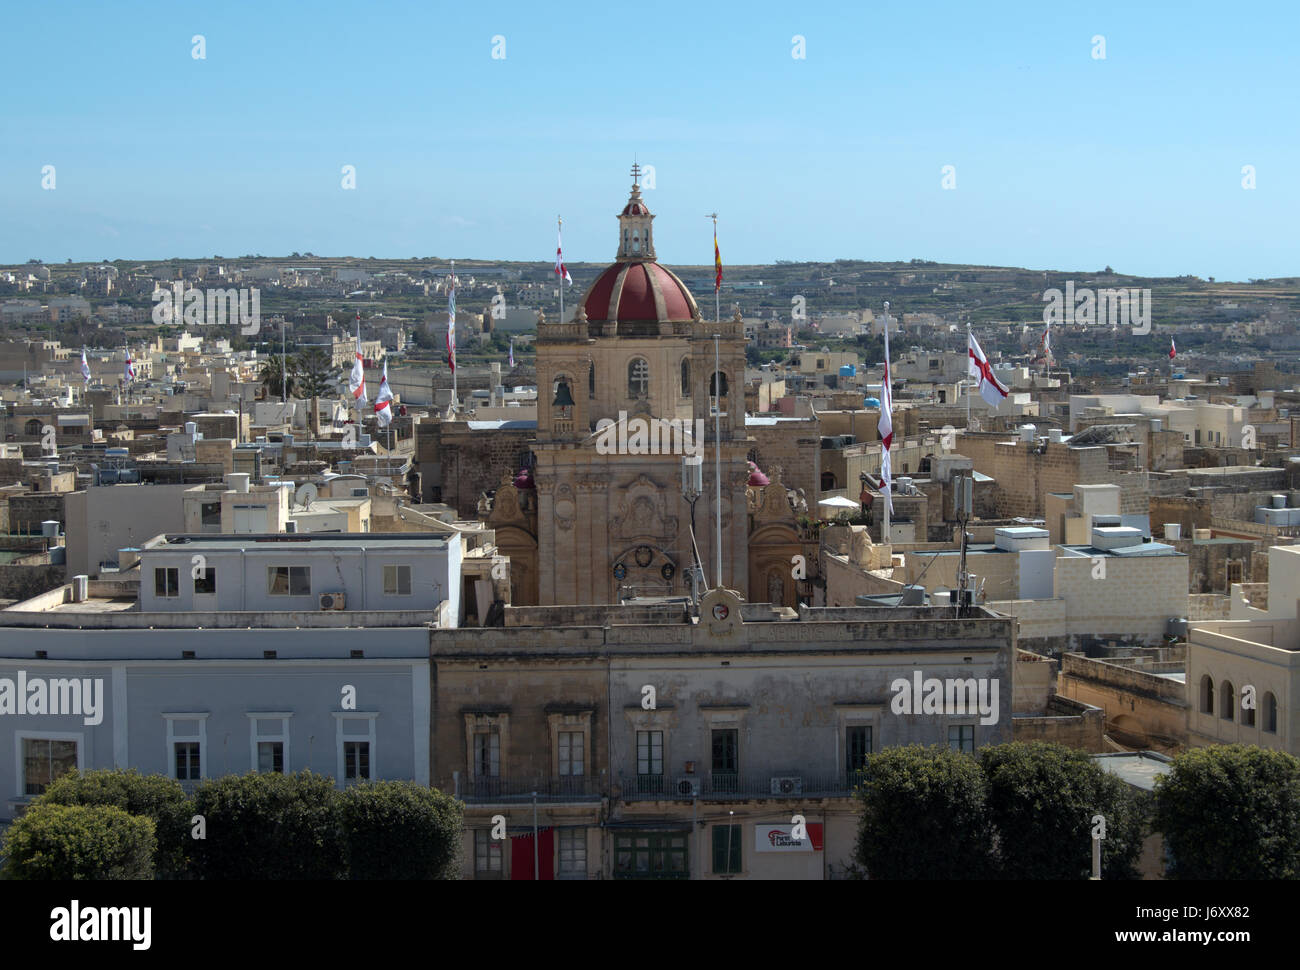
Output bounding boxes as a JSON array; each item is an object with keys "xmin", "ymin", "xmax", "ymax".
[
  {"xmin": 746, "ymin": 422, "xmax": 821, "ymax": 503},
  {"xmin": 1012, "ymin": 695, "xmax": 1106, "ymax": 751}
]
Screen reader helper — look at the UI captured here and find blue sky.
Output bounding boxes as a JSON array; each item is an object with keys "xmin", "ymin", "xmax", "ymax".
[{"xmin": 2, "ymin": 0, "xmax": 1296, "ymax": 279}]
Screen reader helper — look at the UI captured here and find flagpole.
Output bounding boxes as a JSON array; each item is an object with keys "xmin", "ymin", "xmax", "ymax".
[
  {"xmin": 558, "ymin": 216, "xmax": 564, "ymax": 324},
  {"xmin": 965, "ymin": 321, "xmax": 971, "ymax": 429},
  {"xmin": 882, "ymin": 303, "xmax": 891, "ymax": 543},
  {"xmin": 450, "ymin": 259, "xmax": 457, "ymax": 411},
  {"xmin": 714, "ymin": 332, "xmax": 722, "ymax": 589}
]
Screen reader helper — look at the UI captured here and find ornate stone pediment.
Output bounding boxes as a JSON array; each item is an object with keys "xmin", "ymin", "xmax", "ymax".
[{"xmin": 610, "ymin": 474, "xmax": 677, "ymax": 541}]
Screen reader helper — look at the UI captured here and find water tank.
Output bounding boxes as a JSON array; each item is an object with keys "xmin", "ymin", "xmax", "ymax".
[
  {"xmin": 900, "ymin": 585, "xmax": 926, "ymax": 606},
  {"xmin": 1150, "ymin": 419, "xmax": 1162, "ymax": 432},
  {"xmin": 1164, "ymin": 523, "xmax": 1182, "ymax": 540},
  {"xmin": 185, "ymin": 421, "xmax": 197, "ymax": 436},
  {"xmin": 227, "ymin": 472, "xmax": 250, "ymax": 493},
  {"xmin": 1273, "ymin": 495, "xmax": 1286, "ymax": 509},
  {"xmin": 40, "ymin": 520, "xmax": 59, "ymax": 538},
  {"xmin": 1048, "ymin": 428, "xmax": 1063, "ymax": 443},
  {"xmin": 1019, "ymin": 424, "xmax": 1037, "ymax": 443},
  {"xmin": 71, "ymin": 575, "xmax": 88, "ymax": 602}
]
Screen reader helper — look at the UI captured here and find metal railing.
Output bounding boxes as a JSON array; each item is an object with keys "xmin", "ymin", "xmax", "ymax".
[
  {"xmin": 617, "ymin": 771, "xmax": 868, "ymax": 801},
  {"xmin": 457, "ymin": 775, "xmax": 602, "ymax": 804}
]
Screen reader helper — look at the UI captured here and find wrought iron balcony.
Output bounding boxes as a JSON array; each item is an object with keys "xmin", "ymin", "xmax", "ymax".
[
  {"xmin": 616, "ymin": 771, "xmax": 869, "ymax": 801},
  {"xmin": 457, "ymin": 775, "xmax": 602, "ymax": 804}
]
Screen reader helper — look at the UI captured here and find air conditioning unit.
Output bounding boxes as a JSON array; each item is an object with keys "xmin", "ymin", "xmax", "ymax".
[
  {"xmin": 770, "ymin": 776, "xmax": 803, "ymax": 796},
  {"xmin": 351, "ymin": 487, "xmax": 369, "ymax": 497},
  {"xmin": 284, "ymin": 520, "xmax": 297, "ymax": 533},
  {"xmin": 319, "ymin": 592, "xmax": 346, "ymax": 611},
  {"xmin": 675, "ymin": 776, "xmax": 700, "ymax": 797}
]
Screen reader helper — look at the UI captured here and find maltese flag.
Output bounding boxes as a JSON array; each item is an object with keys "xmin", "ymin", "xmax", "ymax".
[
  {"xmin": 555, "ymin": 224, "xmax": 572, "ymax": 285},
  {"xmin": 968, "ymin": 331, "xmax": 1009, "ymax": 408},
  {"xmin": 878, "ymin": 308, "xmax": 895, "ymax": 516},
  {"xmin": 1169, "ymin": 336, "xmax": 1176, "ymax": 360},
  {"xmin": 349, "ymin": 315, "xmax": 367, "ymax": 405},
  {"xmin": 123, "ymin": 348, "xmax": 136, "ymax": 382},
  {"xmin": 80, "ymin": 348, "xmax": 91, "ymax": 384},
  {"xmin": 374, "ymin": 360, "xmax": 393, "ymax": 427}
]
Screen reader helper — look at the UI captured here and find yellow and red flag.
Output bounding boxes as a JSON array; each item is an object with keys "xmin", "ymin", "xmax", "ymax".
[{"xmin": 713, "ymin": 226, "xmax": 722, "ymax": 292}]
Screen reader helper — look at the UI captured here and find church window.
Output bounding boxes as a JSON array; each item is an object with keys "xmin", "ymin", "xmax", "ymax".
[
  {"xmin": 681, "ymin": 358, "xmax": 691, "ymax": 397},
  {"xmin": 628, "ymin": 358, "xmax": 649, "ymax": 398}
]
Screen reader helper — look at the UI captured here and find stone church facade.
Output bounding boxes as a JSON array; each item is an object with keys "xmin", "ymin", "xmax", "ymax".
[{"xmin": 487, "ymin": 169, "xmax": 809, "ymax": 607}]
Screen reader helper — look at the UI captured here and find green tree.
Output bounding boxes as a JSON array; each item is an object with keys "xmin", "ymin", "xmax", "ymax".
[
  {"xmin": 39, "ymin": 768, "xmax": 191, "ymax": 878},
  {"xmin": 979, "ymin": 742, "xmax": 1148, "ymax": 879},
  {"xmin": 190, "ymin": 771, "xmax": 345, "ymax": 880},
  {"xmin": 258, "ymin": 353, "xmax": 295, "ymax": 400},
  {"xmin": 293, "ymin": 346, "xmax": 336, "ymax": 399},
  {"xmin": 2, "ymin": 803, "xmax": 156, "ymax": 880},
  {"xmin": 1155, "ymin": 744, "xmax": 1300, "ymax": 879},
  {"xmin": 854, "ymin": 745, "xmax": 995, "ymax": 878},
  {"xmin": 339, "ymin": 781, "xmax": 463, "ymax": 879}
]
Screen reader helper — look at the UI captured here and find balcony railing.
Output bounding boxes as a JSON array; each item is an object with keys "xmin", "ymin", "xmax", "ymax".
[
  {"xmin": 457, "ymin": 775, "xmax": 602, "ymax": 804},
  {"xmin": 617, "ymin": 771, "xmax": 869, "ymax": 801}
]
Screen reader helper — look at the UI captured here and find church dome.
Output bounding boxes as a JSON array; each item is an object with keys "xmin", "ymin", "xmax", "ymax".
[
  {"xmin": 581, "ymin": 261, "xmax": 698, "ymax": 324},
  {"xmin": 575, "ymin": 163, "xmax": 700, "ymax": 330}
]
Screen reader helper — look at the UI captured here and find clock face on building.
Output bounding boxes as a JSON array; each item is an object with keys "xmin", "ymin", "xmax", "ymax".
[{"xmin": 613, "ymin": 563, "xmax": 627, "ymax": 580}]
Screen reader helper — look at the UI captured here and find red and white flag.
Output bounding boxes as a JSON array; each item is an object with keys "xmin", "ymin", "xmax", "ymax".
[
  {"xmin": 123, "ymin": 348, "xmax": 135, "ymax": 383},
  {"xmin": 968, "ymin": 331, "xmax": 1009, "ymax": 408},
  {"xmin": 878, "ymin": 305, "xmax": 895, "ymax": 516},
  {"xmin": 374, "ymin": 360, "xmax": 393, "ymax": 427},
  {"xmin": 555, "ymin": 222, "xmax": 572, "ymax": 285},
  {"xmin": 1040, "ymin": 320, "xmax": 1052, "ymax": 363},
  {"xmin": 1169, "ymin": 336, "xmax": 1176, "ymax": 360},
  {"xmin": 349, "ymin": 313, "xmax": 367, "ymax": 405}
]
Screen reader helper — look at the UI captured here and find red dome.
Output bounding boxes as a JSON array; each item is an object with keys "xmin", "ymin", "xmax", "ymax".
[{"xmin": 580, "ymin": 261, "xmax": 698, "ymax": 325}]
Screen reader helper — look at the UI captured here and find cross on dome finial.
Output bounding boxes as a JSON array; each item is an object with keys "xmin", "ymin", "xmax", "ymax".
[{"xmin": 630, "ymin": 161, "xmax": 642, "ymax": 188}]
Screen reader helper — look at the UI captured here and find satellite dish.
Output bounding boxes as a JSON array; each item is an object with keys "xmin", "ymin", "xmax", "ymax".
[{"xmin": 294, "ymin": 483, "xmax": 318, "ymax": 508}]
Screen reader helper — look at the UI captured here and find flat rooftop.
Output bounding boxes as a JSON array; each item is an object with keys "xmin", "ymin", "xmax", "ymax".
[
  {"xmin": 152, "ymin": 533, "xmax": 451, "ymax": 550},
  {"xmin": 1093, "ymin": 751, "xmax": 1173, "ymax": 791}
]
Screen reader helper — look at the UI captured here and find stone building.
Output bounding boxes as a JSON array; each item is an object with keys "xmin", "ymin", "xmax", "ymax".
[{"xmin": 435, "ymin": 588, "xmax": 1015, "ymax": 879}]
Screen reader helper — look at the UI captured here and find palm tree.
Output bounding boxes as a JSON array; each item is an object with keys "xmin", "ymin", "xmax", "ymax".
[{"xmin": 258, "ymin": 354, "xmax": 295, "ymax": 400}]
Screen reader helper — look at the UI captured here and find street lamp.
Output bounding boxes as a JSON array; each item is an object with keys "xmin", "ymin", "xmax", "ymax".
[{"xmin": 681, "ymin": 455, "xmax": 704, "ymax": 614}]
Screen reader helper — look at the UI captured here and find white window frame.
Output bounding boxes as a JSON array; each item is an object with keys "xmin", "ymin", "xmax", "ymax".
[
  {"xmin": 475, "ymin": 828, "xmax": 503, "ymax": 874},
  {"xmin": 154, "ymin": 566, "xmax": 180, "ymax": 598},
  {"xmin": 15, "ymin": 731, "xmax": 84, "ymax": 798},
  {"xmin": 163, "ymin": 712, "xmax": 209, "ymax": 782},
  {"xmin": 247, "ymin": 712, "xmax": 292, "ymax": 773},
  {"xmin": 334, "ymin": 712, "xmax": 378, "ymax": 786},
  {"xmin": 383, "ymin": 564, "xmax": 412, "ymax": 596},
  {"xmin": 557, "ymin": 827, "xmax": 587, "ymax": 880}
]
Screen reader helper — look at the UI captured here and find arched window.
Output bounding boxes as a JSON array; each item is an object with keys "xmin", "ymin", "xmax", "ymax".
[
  {"xmin": 628, "ymin": 357, "xmax": 649, "ymax": 398},
  {"xmin": 589, "ymin": 362, "xmax": 596, "ymax": 399},
  {"xmin": 709, "ymin": 371, "xmax": 729, "ymax": 398},
  {"xmin": 632, "ymin": 232, "xmax": 640, "ymax": 254},
  {"xmin": 1200, "ymin": 676, "xmax": 1214, "ymax": 714},
  {"xmin": 24, "ymin": 418, "xmax": 42, "ymax": 436},
  {"xmin": 1220, "ymin": 681, "xmax": 1235, "ymax": 721},
  {"xmin": 1265, "ymin": 692, "xmax": 1278, "ymax": 734},
  {"xmin": 821, "ymin": 471, "xmax": 837, "ymax": 492},
  {"xmin": 680, "ymin": 358, "xmax": 691, "ymax": 397},
  {"xmin": 1243, "ymin": 692, "xmax": 1257, "ymax": 727}
]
